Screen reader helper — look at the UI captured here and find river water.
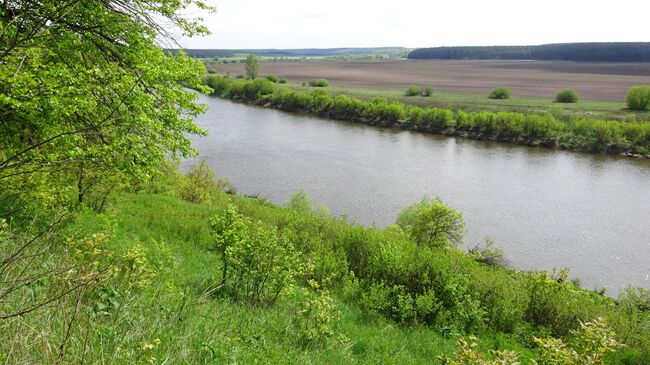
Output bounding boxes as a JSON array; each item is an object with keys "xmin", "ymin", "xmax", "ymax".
[{"xmin": 186, "ymin": 93, "xmax": 650, "ymax": 295}]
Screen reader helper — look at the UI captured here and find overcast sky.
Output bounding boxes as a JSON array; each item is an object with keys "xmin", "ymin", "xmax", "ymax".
[{"xmin": 179, "ymin": 0, "xmax": 650, "ymax": 49}]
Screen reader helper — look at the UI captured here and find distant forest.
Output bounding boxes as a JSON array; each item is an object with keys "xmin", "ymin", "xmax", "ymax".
[
  {"xmin": 173, "ymin": 47, "xmax": 409, "ymax": 58},
  {"xmin": 407, "ymin": 43, "xmax": 650, "ymax": 62}
]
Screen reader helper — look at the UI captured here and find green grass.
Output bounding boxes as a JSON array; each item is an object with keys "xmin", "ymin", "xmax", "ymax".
[
  {"xmin": 3, "ymin": 193, "xmax": 526, "ymax": 363},
  {"xmin": 285, "ymin": 83, "xmax": 648, "ymax": 121},
  {"xmin": 5, "ymin": 186, "xmax": 647, "ymax": 363},
  {"xmin": 57, "ymin": 195, "xmax": 526, "ymax": 364}
]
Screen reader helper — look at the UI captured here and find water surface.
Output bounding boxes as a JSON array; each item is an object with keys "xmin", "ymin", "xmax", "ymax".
[{"xmin": 186, "ymin": 94, "xmax": 650, "ymax": 294}]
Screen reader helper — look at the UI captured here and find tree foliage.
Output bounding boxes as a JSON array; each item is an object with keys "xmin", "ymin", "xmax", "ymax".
[
  {"xmin": 396, "ymin": 198, "xmax": 464, "ymax": 248},
  {"xmin": 0, "ymin": 0, "xmax": 213, "ymax": 218},
  {"xmin": 626, "ymin": 86, "xmax": 650, "ymax": 111},
  {"xmin": 555, "ymin": 89, "xmax": 580, "ymax": 103},
  {"xmin": 244, "ymin": 54, "xmax": 260, "ymax": 80},
  {"xmin": 488, "ymin": 86, "xmax": 512, "ymax": 99},
  {"xmin": 408, "ymin": 43, "xmax": 650, "ymax": 62}
]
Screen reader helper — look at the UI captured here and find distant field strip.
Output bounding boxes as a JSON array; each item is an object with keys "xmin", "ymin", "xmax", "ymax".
[{"xmin": 209, "ymin": 60, "xmax": 650, "ymax": 102}]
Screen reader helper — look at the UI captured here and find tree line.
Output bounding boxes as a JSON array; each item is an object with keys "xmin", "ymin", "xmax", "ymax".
[{"xmin": 408, "ymin": 43, "xmax": 650, "ymax": 62}]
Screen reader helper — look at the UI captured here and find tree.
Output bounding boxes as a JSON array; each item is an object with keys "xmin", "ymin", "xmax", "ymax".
[
  {"xmin": 0, "ymin": 0, "xmax": 213, "ymax": 326},
  {"xmin": 245, "ymin": 54, "xmax": 260, "ymax": 80},
  {"xmin": 0, "ymin": 0, "xmax": 214, "ymax": 216},
  {"xmin": 626, "ymin": 86, "xmax": 650, "ymax": 111},
  {"xmin": 396, "ymin": 198, "xmax": 465, "ymax": 248},
  {"xmin": 555, "ymin": 89, "xmax": 580, "ymax": 103}
]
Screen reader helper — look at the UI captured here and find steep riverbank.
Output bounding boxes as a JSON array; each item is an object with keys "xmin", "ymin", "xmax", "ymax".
[{"xmin": 200, "ymin": 76, "xmax": 650, "ymax": 158}]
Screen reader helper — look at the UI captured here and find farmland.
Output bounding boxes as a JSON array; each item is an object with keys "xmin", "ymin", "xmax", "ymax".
[{"xmin": 207, "ymin": 59, "xmax": 650, "ymax": 119}]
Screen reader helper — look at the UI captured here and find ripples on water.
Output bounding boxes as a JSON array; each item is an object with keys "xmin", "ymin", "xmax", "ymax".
[{"xmin": 186, "ymin": 94, "xmax": 650, "ymax": 295}]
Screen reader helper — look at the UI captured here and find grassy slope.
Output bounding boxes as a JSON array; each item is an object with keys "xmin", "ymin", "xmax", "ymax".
[
  {"xmin": 55, "ymin": 193, "xmax": 537, "ymax": 364},
  {"xmin": 284, "ymin": 83, "xmax": 649, "ymax": 121}
]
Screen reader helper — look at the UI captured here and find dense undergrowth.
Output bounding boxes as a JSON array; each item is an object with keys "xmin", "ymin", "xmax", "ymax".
[
  {"xmin": 201, "ymin": 75, "xmax": 650, "ymax": 157},
  {"xmin": 2, "ymin": 163, "xmax": 650, "ymax": 364}
]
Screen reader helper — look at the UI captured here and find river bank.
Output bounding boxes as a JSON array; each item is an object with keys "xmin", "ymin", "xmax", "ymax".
[
  {"xmin": 200, "ymin": 76, "xmax": 650, "ymax": 159},
  {"xmin": 187, "ymin": 94, "xmax": 650, "ymax": 294}
]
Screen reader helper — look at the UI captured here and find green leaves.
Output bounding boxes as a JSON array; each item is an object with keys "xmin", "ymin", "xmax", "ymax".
[
  {"xmin": 1, "ymin": 0, "xmax": 211, "ymax": 217},
  {"xmin": 210, "ymin": 205, "xmax": 301, "ymax": 306},
  {"xmin": 396, "ymin": 197, "xmax": 465, "ymax": 249}
]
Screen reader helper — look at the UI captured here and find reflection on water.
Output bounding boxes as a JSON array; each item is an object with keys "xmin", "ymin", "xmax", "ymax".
[{"xmin": 186, "ymin": 94, "xmax": 650, "ymax": 295}]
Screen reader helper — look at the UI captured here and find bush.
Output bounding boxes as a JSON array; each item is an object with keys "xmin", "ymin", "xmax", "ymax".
[
  {"xmin": 288, "ymin": 190, "xmax": 312, "ymax": 214},
  {"xmin": 468, "ymin": 239, "xmax": 507, "ymax": 267},
  {"xmin": 396, "ymin": 198, "xmax": 464, "ymax": 248},
  {"xmin": 535, "ymin": 317, "xmax": 624, "ymax": 364},
  {"xmin": 441, "ymin": 337, "xmax": 520, "ymax": 364},
  {"xmin": 265, "ymin": 74, "xmax": 280, "ymax": 83},
  {"xmin": 201, "ymin": 74, "xmax": 232, "ymax": 96},
  {"xmin": 421, "ymin": 87, "xmax": 433, "ymax": 97},
  {"xmin": 291, "ymin": 286, "xmax": 341, "ymax": 345},
  {"xmin": 555, "ymin": 88, "xmax": 580, "ymax": 103},
  {"xmin": 176, "ymin": 160, "xmax": 234, "ymax": 204},
  {"xmin": 404, "ymin": 85, "xmax": 421, "ymax": 96},
  {"xmin": 278, "ymin": 77, "xmax": 287, "ymax": 84},
  {"xmin": 308, "ymin": 79, "xmax": 329, "ymax": 87},
  {"xmin": 210, "ymin": 206, "xmax": 300, "ymax": 306},
  {"xmin": 626, "ymin": 86, "xmax": 650, "ymax": 110},
  {"xmin": 241, "ymin": 79, "xmax": 276, "ymax": 100},
  {"xmin": 488, "ymin": 86, "xmax": 512, "ymax": 99}
]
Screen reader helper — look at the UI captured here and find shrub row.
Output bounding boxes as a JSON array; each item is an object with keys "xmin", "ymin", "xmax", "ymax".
[
  {"xmin": 404, "ymin": 85, "xmax": 433, "ymax": 97},
  {"xmin": 216, "ymin": 189, "xmax": 650, "ymax": 362},
  {"xmin": 200, "ymin": 75, "xmax": 650, "ymax": 156}
]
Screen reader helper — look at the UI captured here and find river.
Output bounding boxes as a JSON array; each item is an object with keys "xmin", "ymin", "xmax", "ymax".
[{"xmin": 185, "ymin": 93, "xmax": 650, "ymax": 295}]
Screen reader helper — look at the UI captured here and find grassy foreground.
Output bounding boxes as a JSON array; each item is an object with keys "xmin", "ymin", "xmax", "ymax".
[
  {"xmin": 2, "ymin": 164, "xmax": 649, "ymax": 364},
  {"xmin": 0, "ymin": 193, "xmax": 529, "ymax": 364}
]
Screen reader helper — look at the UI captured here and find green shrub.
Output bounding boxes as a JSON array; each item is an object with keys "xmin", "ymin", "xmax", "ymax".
[
  {"xmin": 524, "ymin": 270, "xmax": 599, "ymax": 337},
  {"xmin": 441, "ymin": 336, "xmax": 521, "ymax": 364},
  {"xmin": 201, "ymin": 74, "xmax": 232, "ymax": 96},
  {"xmin": 468, "ymin": 239, "xmax": 507, "ymax": 268},
  {"xmin": 176, "ymin": 160, "xmax": 234, "ymax": 204},
  {"xmin": 404, "ymin": 85, "xmax": 421, "ymax": 96},
  {"xmin": 241, "ymin": 79, "xmax": 276, "ymax": 100},
  {"xmin": 396, "ymin": 197, "xmax": 464, "ymax": 248},
  {"xmin": 308, "ymin": 79, "xmax": 329, "ymax": 87},
  {"xmin": 265, "ymin": 74, "xmax": 280, "ymax": 83},
  {"xmin": 626, "ymin": 86, "xmax": 650, "ymax": 110},
  {"xmin": 555, "ymin": 88, "xmax": 580, "ymax": 103},
  {"xmin": 288, "ymin": 190, "xmax": 312, "ymax": 214},
  {"xmin": 291, "ymin": 287, "xmax": 341, "ymax": 345},
  {"xmin": 210, "ymin": 206, "xmax": 300, "ymax": 306},
  {"xmin": 488, "ymin": 86, "xmax": 512, "ymax": 99},
  {"xmin": 421, "ymin": 87, "xmax": 433, "ymax": 97},
  {"xmin": 278, "ymin": 77, "xmax": 287, "ymax": 84},
  {"xmin": 535, "ymin": 317, "xmax": 624, "ymax": 364}
]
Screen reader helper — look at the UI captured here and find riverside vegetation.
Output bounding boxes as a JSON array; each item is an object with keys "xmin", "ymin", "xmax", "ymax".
[
  {"xmin": 4, "ymin": 160, "xmax": 650, "ymax": 363},
  {"xmin": 200, "ymin": 75, "xmax": 650, "ymax": 157},
  {"xmin": 3, "ymin": 0, "xmax": 650, "ymax": 363}
]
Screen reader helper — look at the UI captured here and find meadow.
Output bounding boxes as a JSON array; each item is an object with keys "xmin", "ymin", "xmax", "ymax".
[{"xmin": 3, "ymin": 163, "xmax": 649, "ymax": 364}]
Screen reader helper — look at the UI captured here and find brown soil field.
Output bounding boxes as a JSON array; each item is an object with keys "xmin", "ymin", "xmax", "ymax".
[{"xmin": 209, "ymin": 60, "xmax": 650, "ymax": 102}]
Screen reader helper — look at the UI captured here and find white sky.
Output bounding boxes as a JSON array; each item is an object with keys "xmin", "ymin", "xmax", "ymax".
[{"xmin": 180, "ymin": 0, "xmax": 650, "ymax": 49}]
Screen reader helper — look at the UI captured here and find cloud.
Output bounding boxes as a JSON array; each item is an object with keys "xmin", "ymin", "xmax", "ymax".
[{"xmin": 179, "ymin": 0, "xmax": 650, "ymax": 49}]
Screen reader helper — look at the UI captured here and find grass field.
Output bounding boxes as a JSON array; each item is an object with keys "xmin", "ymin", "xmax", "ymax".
[
  {"xmin": 283, "ymin": 82, "xmax": 644, "ymax": 121},
  {"xmin": 207, "ymin": 59, "xmax": 650, "ymax": 120}
]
